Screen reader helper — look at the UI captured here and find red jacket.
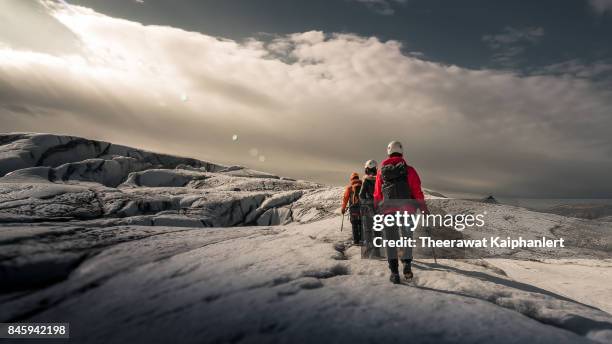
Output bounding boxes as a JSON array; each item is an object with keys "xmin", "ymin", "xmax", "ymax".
[{"xmin": 373, "ymin": 155, "xmax": 427, "ymax": 214}]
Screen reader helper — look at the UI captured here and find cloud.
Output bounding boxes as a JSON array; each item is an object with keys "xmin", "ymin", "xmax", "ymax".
[
  {"xmin": 1, "ymin": 1, "xmax": 611, "ymax": 197},
  {"xmin": 531, "ymin": 59, "xmax": 612, "ymax": 81},
  {"xmin": 588, "ymin": 0, "xmax": 612, "ymax": 15},
  {"xmin": 0, "ymin": 0, "xmax": 82, "ymax": 54},
  {"xmin": 483, "ymin": 27, "xmax": 544, "ymax": 67},
  {"xmin": 352, "ymin": 0, "xmax": 407, "ymax": 15}
]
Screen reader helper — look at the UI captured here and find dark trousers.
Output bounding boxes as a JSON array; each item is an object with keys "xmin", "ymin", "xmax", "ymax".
[
  {"xmin": 360, "ymin": 205, "xmax": 383, "ymax": 258},
  {"xmin": 350, "ymin": 216, "xmax": 362, "ymax": 244},
  {"xmin": 387, "ymin": 258, "xmax": 411, "ymax": 274},
  {"xmin": 383, "ymin": 223, "xmax": 413, "ymax": 274}
]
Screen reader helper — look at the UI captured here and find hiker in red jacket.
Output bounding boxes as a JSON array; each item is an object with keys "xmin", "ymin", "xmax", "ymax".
[
  {"xmin": 374, "ymin": 141, "xmax": 428, "ymax": 284},
  {"xmin": 341, "ymin": 172, "xmax": 363, "ymax": 245}
]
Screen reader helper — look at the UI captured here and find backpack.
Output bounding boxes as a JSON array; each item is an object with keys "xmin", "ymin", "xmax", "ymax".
[
  {"xmin": 381, "ymin": 161, "xmax": 412, "ymax": 200},
  {"xmin": 359, "ymin": 177, "xmax": 376, "ymax": 201},
  {"xmin": 349, "ymin": 182, "xmax": 362, "ymax": 217}
]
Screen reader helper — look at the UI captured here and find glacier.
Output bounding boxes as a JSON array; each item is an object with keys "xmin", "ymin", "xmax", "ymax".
[{"xmin": 0, "ymin": 133, "xmax": 611, "ymax": 343}]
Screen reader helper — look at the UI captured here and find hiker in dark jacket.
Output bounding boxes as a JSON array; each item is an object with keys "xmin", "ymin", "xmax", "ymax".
[
  {"xmin": 341, "ymin": 172, "xmax": 363, "ymax": 245},
  {"xmin": 359, "ymin": 160, "xmax": 382, "ymax": 258},
  {"xmin": 374, "ymin": 141, "xmax": 428, "ymax": 284}
]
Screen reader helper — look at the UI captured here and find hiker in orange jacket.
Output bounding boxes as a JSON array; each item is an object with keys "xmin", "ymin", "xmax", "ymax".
[{"xmin": 341, "ymin": 172, "xmax": 363, "ymax": 245}]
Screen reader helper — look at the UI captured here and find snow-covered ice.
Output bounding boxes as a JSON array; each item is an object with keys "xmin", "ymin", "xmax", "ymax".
[{"xmin": 1, "ymin": 133, "xmax": 611, "ymax": 343}]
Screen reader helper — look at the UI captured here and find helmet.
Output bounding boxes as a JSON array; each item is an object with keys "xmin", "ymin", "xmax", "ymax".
[
  {"xmin": 364, "ymin": 160, "xmax": 377, "ymax": 169},
  {"xmin": 350, "ymin": 172, "xmax": 360, "ymax": 181},
  {"xmin": 364, "ymin": 160, "xmax": 377, "ymax": 176},
  {"xmin": 387, "ymin": 141, "xmax": 403, "ymax": 155}
]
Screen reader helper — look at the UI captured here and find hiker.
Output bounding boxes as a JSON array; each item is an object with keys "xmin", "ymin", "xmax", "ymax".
[
  {"xmin": 341, "ymin": 172, "xmax": 363, "ymax": 245},
  {"xmin": 374, "ymin": 141, "xmax": 428, "ymax": 284},
  {"xmin": 359, "ymin": 160, "xmax": 383, "ymax": 258}
]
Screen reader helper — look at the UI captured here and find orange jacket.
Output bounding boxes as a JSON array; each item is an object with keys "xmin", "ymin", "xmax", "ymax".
[{"xmin": 341, "ymin": 174, "xmax": 362, "ymax": 213}]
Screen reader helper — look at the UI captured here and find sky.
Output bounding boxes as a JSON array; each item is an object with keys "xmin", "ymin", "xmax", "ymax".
[{"xmin": 1, "ymin": 0, "xmax": 611, "ymax": 198}]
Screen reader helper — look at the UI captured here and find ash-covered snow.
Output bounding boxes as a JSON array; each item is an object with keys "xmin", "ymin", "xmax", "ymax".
[{"xmin": 1, "ymin": 133, "xmax": 611, "ymax": 343}]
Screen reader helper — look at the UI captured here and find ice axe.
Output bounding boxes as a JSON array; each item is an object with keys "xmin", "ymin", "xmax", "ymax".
[{"xmin": 340, "ymin": 212, "xmax": 345, "ymax": 232}]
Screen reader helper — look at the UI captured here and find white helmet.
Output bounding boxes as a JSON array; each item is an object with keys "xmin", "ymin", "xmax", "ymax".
[
  {"xmin": 364, "ymin": 160, "xmax": 377, "ymax": 169},
  {"xmin": 387, "ymin": 141, "xmax": 403, "ymax": 155}
]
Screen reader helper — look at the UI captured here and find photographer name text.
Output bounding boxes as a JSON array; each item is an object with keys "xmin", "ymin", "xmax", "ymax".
[{"xmin": 374, "ymin": 236, "xmax": 565, "ymax": 249}]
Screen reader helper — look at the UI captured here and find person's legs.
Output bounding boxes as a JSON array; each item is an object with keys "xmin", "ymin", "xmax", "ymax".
[
  {"xmin": 373, "ymin": 229, "xmax": 383, "ymax": 258},
  {"xmin": 361, "ymin": 205, "xmax": 383, "ymax": 258},
  {"xmin": 383, "ymin": 225, "xmax": 399, "ymax": 263},
  {"xmin": 402, "ymin": 259, "xmax": 413, "ymax": 279},
  {"xmin": 350, "ymin": 215, "xmax": 362, "ymax": 245},
  {"xmin": 399, "ymin": 218, "xmax": 414, "ymax": 279},
  {"xmin": 388, "ymin": 258, "xmax": 399, "ymax": 274},
  {"xmin": 360, "ymin": 207, "xmax": 373, "ymax": 257},
  {"xmin": 383, "ymin": 225, "xmax": 401, "ymax": 283}
]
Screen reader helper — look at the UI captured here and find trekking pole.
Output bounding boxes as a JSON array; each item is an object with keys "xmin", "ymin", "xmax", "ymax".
[
  {"xmin": 426, "ymin": 226, "xmax": 438, "ymax": 264},
  {"xmin": 340, "ymin": 212, "xmax": 345, "ymax": 232},
  {"xmin": 431, "ymin": 241, "xmax": 438, "ymax": 265}
]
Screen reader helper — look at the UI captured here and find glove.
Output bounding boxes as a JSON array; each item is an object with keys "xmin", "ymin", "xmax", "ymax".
[{"xmin": 341, "ymin": 207, "xmax": 346, "ymax": 215}]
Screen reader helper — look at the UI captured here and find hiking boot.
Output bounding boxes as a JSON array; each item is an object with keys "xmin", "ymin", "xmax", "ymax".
[
  {"xmin": 403, "ymin": 264, "xmax": 413, "ymax": 280},
  {"xmin": 389, "ymin": 273, "xmax": 400, "ymax": 284}
]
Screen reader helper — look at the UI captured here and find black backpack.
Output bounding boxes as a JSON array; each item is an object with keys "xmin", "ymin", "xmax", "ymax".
[
  {"xmin": 381, "ymin": 161, "xmax": 412, "ymax": 200},
  {"xmin": 359, "ymin": 177, "xmax": 376, "ymax": 202}
]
